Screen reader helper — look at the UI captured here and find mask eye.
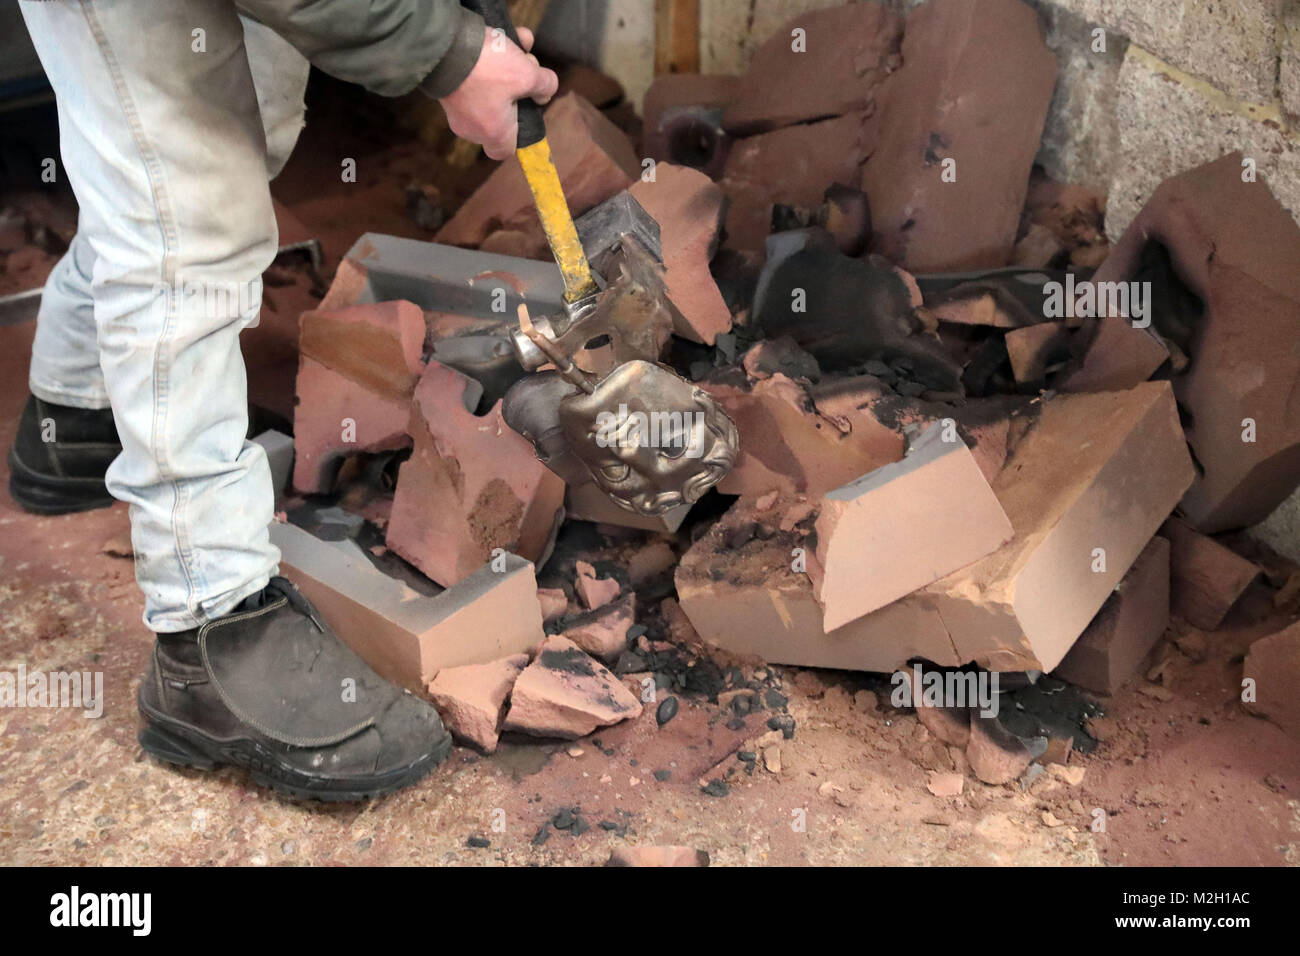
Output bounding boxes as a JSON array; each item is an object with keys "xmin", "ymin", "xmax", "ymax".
[{"xmin": 600, "ymin": 462, "xmax": 630, "ymax": 483}]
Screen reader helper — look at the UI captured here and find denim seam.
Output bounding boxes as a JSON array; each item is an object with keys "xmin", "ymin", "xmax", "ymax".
[{"xmin": 80, "ymin": 0, "xmax": 204, "ymax": 622}]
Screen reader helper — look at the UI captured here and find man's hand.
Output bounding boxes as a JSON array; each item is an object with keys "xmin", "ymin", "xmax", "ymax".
[{"xmin": 439, "ymin": 27, "xmax": 558, "ymax": 160}]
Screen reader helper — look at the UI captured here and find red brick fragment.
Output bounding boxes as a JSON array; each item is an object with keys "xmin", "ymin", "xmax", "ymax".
[
  {"xmin": 1058, "ymin": 317, "xmax": 1169, "ymax": 393},
  {"xmin": 563, "ymin": 594, "xmax": 635, "ymax": 663},
  {"xmin": 1092, "ymin": 152, "xmax": 1300, "ymax": 531},
  {"xmin": 1161, "ymin": 517, "xmax": 1262, "ymax": 630},
  {"xmin": 502, "ymin": 635, "xmax": 642, "ymax": 739},
  {"xmin": 966, "ymin": 715, "xmax": 1032, "ymax": 785},
  {"xmin": 809, "ymin": 422, "xmax": 1012, "ymax": 630},
  {"xmin": 721, "ymin": 111, "xmax": 875, "ymax": 254},
  {"xmin": 1242, "ymin": 620, "xmax": 1300, "ymax": 740},
  {"xmin": 721, "ymin": 4, "xmax": 903, "ymax": 136},
  {"xmin": 863, "ymin": 0, "xmax": 1057, "ymax": 271},
  {"xmin": 386, "ymin": 361, "xmax": 565, "ymax": 588},
  {"xmin": 427, "ymin": 654, "xmax": 529, "ymax": 753},
  {"xmin": 291, "ymin": 300, "xmax": 426, "ymax": 494},
  {"xmin": 629, "ymin": 163, "xmax": 731, "ymax": 345},
  {"xmin": 1052, "ymin": 536, "xmax": 1171, "ymax": 694},
  {"xmin": 702, "ymin": 373, "xmax": 902, "ymax": 497}
]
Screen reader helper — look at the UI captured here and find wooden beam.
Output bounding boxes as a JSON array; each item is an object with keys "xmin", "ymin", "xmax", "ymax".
[
  {"xmin": 655, "ymin": 0, "xmax": 700, "ymax": 75},
  {"xmin": 508, "ymin": 0, "xmax": 551, "ymax": 33}
]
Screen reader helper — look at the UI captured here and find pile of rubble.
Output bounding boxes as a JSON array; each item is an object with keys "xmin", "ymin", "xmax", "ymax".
[{"xmin": 265, "ymin": 0, "xmax": 1300, "ymax": 796}]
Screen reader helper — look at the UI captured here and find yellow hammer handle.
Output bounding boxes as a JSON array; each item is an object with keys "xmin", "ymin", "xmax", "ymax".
[{"xmin": 517, "ymin": 139, "xmax": 598, "ymax": 303}]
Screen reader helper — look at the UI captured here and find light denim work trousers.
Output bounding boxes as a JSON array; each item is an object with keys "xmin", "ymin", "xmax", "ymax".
[{"xmin": 19, "ymin": 0, "xmax": 309, "ymax": 631}]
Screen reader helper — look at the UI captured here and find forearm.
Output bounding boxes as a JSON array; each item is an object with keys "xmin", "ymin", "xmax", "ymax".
[{"xmin": 236, "ymin": 0, "xmax": 484, "ymax": 97}]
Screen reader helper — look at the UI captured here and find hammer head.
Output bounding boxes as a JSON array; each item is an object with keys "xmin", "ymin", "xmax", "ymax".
[
  {"xmin": 575, "ymin": 191, "xmax": 663, "ymax": 272},
  {"xmin": 511, "ymin": 191, "xmax": 679, "ymax": 378}
]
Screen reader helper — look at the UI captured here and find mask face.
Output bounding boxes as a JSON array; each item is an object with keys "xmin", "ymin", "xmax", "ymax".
[{"xmin": 559, "ymin": 361, "xmax": 739, "ymax": 516}]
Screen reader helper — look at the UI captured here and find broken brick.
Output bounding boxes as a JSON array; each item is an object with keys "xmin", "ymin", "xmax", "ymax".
[
  {"xmin": 676, "ymin": 495, "xmax": 963, "ymax": 672},
  {"xmin": 386, "ymin": 361, "xmax": 565, "ymax": 588},
  {"xmin": 627, "ymin": 539, "xmax": 677, "ymax": 587},
  {"xmin": 931, "ymin": 292, "xmax": 1020, "ymax": 329},
  {"xmin": 720, "ymin": 4, "xmax": 902, "ymax": 136},
  {"xmin": 863, "ymin": 0, "xmax": 1057, "ymax": 271},
  {"xmin": 926, "ymin": 382, "xmax": 1194, "ymax": 672},
  {"xmin": 926, "ymin": 771, "xmax": 965, "ymax": 797},
  {"xmin": 1052, "ymin": 536, "xmax": 1172, "ymax": 694},
  {"xmin": 1161, "ymin": 517, "xmax": 1262, "ymax": 630},
  {"xmin": 966, "ymin": 715, "xmax": 1032, "ymax": 785},
  {"xmin": 563, "ymin": 594, "xmax": 635, "ymax": 663},
  {"xmin": 436, "ymin": 94, "xmax": 640, "ymax": 251},
  {"xmin": 720, "ymin": 111, "xmax": 875, "ymax": 254},
  {"xmin": 811, "ymin": 379, "xmax": 1027, "ymax": 485},
  {"xmin": 809, "ymin": 422, "xmax": 1012, "ymax": 631},
  {"xmin": 1004, "ymin": 321, "xmax": 1070, "ymax": 387},
  {"xmin": 1242, "ymin": 620, "xmax": 1300, "ymax": 740},
  {"xmin": 502, "ymin": 635, "xmax": 643, "ymax": 739},
  {"xmin": 1092, "ymin": 152, "xmax": 1300, "ymax": 531},
  {"xmin": 427, "ymin": 654, "xmax": 529, "ymax": 753},
  {"xmin": 575, "ymin": 560, "xmax": 620, "ymax": 610},
  {"xmin": 1058, "ymin": 317, "xmax": 1169, "ymax": 393},
  {"xmin": 317, "ymin": 255, "xmax": 369, "ymax": 311},
  {"xmin": 901, "ymin": 666, "xmax": 972, "ymax": 747},
  {"xmin": 291, "ymin": 300, "xmax": 426, "ymax": 494},
  {"xmin": 272, "ymin": 521, "xmax": 544, "ymax": 693},
  {"xmin": 628, "ymin": 163, "xmax": 731, "ymax": 345},
  {"xmin": 537, "ymin": 587, "xmax": 569, "ymax": 623},
  {"xmin": 702, "ymin": 373, "xmax": 902, "ymax": 497}
]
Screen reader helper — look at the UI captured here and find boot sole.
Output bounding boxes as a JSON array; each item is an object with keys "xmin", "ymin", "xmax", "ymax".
[
  {"xmin": 7, "ymin": 448, "xmax": 116, "ymax": 515},
  {"xmin": 138, "ymin": 707, "xmax": 452, "ymax": 803}
]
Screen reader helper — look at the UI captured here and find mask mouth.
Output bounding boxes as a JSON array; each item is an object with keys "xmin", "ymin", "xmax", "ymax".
[{"xmin": 618, "ymin": 488, "xmax": 686, "ymax": 516}]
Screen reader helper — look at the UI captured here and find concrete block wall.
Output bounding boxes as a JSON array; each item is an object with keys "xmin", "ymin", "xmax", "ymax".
[{"xmin": 1031, "ymin": 0, "xmax": 1300, "ymax": 236}]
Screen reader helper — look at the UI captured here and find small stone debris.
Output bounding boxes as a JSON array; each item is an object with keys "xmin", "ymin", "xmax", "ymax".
[{"xmin": 701, "ymin": 779, "xmax": 730, "ymax": 798}]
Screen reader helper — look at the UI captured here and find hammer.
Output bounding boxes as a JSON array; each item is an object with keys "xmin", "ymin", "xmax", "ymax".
[
  {"xmin": 463, "ymin": 0, "xmax": 599, "ymax": 312},
  {"xmin": 464, "ymin": 0, "xmax": 740, "ymax": 516}
]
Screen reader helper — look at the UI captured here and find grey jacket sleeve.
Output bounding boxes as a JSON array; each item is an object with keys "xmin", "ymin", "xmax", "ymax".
[{"xmin": 236, "ymin": 0, "xmax": 485, "ymax": 98}]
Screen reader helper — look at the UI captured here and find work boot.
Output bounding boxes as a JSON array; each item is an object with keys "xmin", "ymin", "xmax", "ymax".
[
  {"xmin": 137, "ymin": 577, "xmax": 452, "ymax": 801},
  {"xmin": 8, "ymin": 394, "xmax": 120, "ymax": 514}
]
